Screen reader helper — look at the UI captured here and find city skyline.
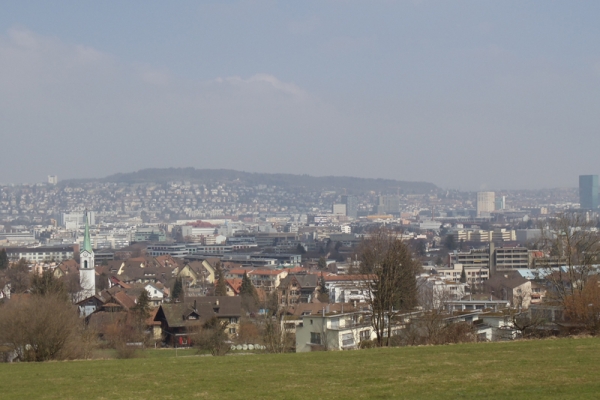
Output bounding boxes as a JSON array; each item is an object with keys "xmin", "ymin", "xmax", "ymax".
[{"xmin": 2, "ymin": 2, "xmax": 600, "ymax": 190}]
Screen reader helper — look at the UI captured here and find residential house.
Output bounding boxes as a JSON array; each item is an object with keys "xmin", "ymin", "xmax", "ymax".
[
  {"xmin": 53, "ymin": 259, "xmax": 79, "ymax": 279},
  {"xmin": 278, "ymin": 273, "xmax": 319, "ymax": 306},
  {"xmin": 154, "ymin": 296, "xmax": 242, "ymax": 346},
  {"xmin": 323, "ymin": 275, "xmax": 372, "ymax": 304},
  {"xmin": 418, "ymin": 276, "xmax": 469, "ymax": 310},
  {"xmin": 225, "ymin": 279, "xmax": 242, "ymax": 296},
  {"xmin": 226, "ymin": 268, "xmax": 288, "ymax": 293},
  {"xmin": 483, "ymin": 274, "xmax": 532, "ymax": 309},
  {"xmin": 295, "ymin": 308, "xmax": 376, "ymax": 352}
]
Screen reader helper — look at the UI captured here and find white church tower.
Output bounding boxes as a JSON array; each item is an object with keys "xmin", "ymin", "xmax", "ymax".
[{"xmin": 79, "ymin": 211, "xmax": 96, "ymax": 299}]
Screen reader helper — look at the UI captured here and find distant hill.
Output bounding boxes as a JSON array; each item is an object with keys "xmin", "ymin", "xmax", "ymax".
[{"xmin": 93, "ymin": 168, "xmax": 437, "ymax": 194}]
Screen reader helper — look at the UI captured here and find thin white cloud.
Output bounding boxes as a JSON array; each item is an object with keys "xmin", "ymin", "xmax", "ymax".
[{"xmin": 214, "ymin": 73, "xmax": 307, "ymax": 98}]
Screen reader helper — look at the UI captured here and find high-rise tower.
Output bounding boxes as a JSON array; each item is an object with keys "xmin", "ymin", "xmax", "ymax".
[
  {"xmin": 579, "ymin": 175, "xmax": 599, "ymax": 210},
  {"xmin": 477, "ymin": 192, "xmax": 495, "ymax": 217},
  {"xmin": 341, "ymin": 195, "xmax": 358, "ymax": 218},
  {"xmin": 79, "ymin": 211, "xmax": 96, "ymax": 299}
]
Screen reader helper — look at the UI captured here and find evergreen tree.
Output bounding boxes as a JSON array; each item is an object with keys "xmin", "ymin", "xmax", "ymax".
[
  {"xmin": 444, "ymin": 234, "xmax": 457, "ymax": 250},
  {"xmin": 460, "ymin": 268, "xmax": 467, "ymax": 284},
  {"xmin": 133, "ymin": 289, "xmax": 151, "ymax": 321},
  {"xmin": 318, "ymin": 256, "xmax": 327, "ymax": 270},
  {"xmin": 0, "ymin": 249, "xmax": 8, "ymax": 270},
  {"xmin": 317, "ymin": 273, "xmax": 329, "ymax": 303},
  {"xmin": 240, "ymin": 272, "xmax": 259, "ymax": 312},
  {"xmin": 214, "ymin": 264, "xmax": 227, "ymax": 296},
  {"xmin": 319, "ymin": 273, "xmax": 328, "ymax": 296},
  {"xmin": 240, "ymin": 272, "xmax": 258, "ymax": 299},
  {"xmin": 172, "ymin": 277, "xmax": 183, "ymax": 302},
  {"xmin": 296, "ymin": 243, "xmax": 306, "ymax": 254}
]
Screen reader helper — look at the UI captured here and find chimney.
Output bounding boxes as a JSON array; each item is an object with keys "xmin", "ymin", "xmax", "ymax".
[{"xmin": 193, "ymin": 299, "xmax": 197, "ymax": 311}]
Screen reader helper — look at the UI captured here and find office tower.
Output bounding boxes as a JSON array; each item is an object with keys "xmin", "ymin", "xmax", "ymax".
[
  {"xmin": 375, "ymin": 195, "xmax": 400, "ymax": 215},
  {"xmin": 48, "ymin": 175, "xmax": 58, "ymax": 185},
  {"xmin": 341, "ymin": 195, "xmax": 358, "ymax": 218},
  {"xmin": 495, "ymin": 196, "xmax": 506, "ymax": 210},
  {"xmin": 332, "ymin": 203, "xmax": 347, "ymax": 215},
  {"xmin": 477, "ymin": 191, "xmax": 495, "ymax": 217},
  {"xmin": 382, "ymin": 195, "xmax": 401, "ymax": 214},
  {"xmin": 579, "ymin": 175, "xmax": 599, "ymax": 209}
]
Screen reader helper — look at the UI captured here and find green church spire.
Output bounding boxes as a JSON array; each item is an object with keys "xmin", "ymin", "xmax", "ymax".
[{"xmin": 82, "ymin": 211, "xmax": 93, "ymax": 253}]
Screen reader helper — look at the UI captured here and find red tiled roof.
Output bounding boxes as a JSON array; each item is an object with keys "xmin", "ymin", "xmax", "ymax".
[
  {"xmin": 226, "ymin": 279, "xmax": 243, "ymax": 294},
  {"xmin": 112, "ymin": 291, "xmax": 136, "ymax": 310}
]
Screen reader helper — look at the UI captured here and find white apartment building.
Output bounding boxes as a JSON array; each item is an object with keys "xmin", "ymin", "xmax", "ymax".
[
  {"xmin": 61, "ymin": 212, "xmax": 96, "ymax": 230},
  {"xmin": 296, "ymin": 310, "xmax": 376, "ymax": 352},
  {"xmin": 436, "ymin": 263, "xmax": 489, "ymax": 285},
  {"xmin": 5, "ymin": 246, "xmax": 75, "ymax": 263},
  {"xmin": 477, "ymin": 192, "xmax": 495, "ymax": 217},
  {"xmin": 418, "ymin": 277, "xmax": 469, "ymax": 309}
]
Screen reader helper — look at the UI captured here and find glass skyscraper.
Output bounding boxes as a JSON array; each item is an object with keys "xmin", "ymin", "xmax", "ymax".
[{"xmin": 579, "ymin": 175, "xmax": 599, "ymax": 209}]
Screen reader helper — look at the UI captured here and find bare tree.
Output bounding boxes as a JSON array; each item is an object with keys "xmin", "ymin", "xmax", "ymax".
[
  {"xmin": 192, "ymin": 316, "xmax": 230, "ymax": 356},
  {"xmin": 359, "ymin": 228, "xmax": 420, "ymax": 346},
  {"xmin": 563, "ymin": 275, "xmax": 600, "ymax": 334},
  {"xmin": 104, "ymin": 315, "xmax": 143, "ymax": 359},
  {"xmin": 7, "ymin": 258, "xmax": 30, "ymax": 294},
  {"xmin": 64, "ymin": 272, "xmax": 83, "ymax": 303},
  {"xmin": 261, "ymin": 291, "xmax": 293, "ymax": 353},
  {"xmin": 536, "ymin": 213, "xmax": 600, "ymax": 304},
  {"xmin": 0, "ymin": 294, "xmax": 80, "ymax": 361},
  {"xmin": 30, "ymin": 269, "xmax": 67, "ymax": 301}
]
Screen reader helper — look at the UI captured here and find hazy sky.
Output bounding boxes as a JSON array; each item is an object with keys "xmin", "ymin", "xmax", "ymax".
[{"xmin": 1, "ymin": 1, "xmax": 600, "ymax": 190}]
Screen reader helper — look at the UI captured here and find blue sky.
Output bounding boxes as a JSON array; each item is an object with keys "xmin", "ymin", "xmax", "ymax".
[{"xmin": 1, "ymin": 1, "xmax": 600, "ymax": 189}]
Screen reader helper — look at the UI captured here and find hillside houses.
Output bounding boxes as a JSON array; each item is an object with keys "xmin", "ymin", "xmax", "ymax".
[{"xmin": 154, "ymin": 297, "xmax": 242, "ymax": 345}]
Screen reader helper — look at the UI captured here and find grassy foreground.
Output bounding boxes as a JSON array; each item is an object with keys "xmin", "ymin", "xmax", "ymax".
[{"xmin": 1, "ymin": 338, "xmax": 600, "ymax": 399}]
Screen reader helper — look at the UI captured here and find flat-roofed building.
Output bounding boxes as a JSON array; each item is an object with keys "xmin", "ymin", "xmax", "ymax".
[
  {"xmin": 477, "ymin": 191, "xmax": 495, "ymax": 217},
  {"xmin": 493, "ymin": 246, "xmax": 530, "ymax": 271},
  {"xmin": 5, "ymin": 245, "xmax": 75, "ymax": 263},
  {"xmin": 579, "ymin": 175, "xmax": 599, "ymax": 209},
  {"xmin": 449, "ymin": 249, "xmax": 490, "ymax": 269}
]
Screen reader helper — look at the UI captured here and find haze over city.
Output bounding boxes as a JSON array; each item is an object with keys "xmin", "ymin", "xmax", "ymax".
[
  {"xmin": 2, "ymin": 1, "xmax": 600, "ymax": 189},
  {"xmin": 5, "ymin": 3, "xmax": 600, "ymax": 395}
]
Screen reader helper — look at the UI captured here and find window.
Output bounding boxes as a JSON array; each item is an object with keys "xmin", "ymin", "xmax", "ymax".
[
  {"xmin": 310, "ymin": 332, "xmax": 321, "ymax": 344},
  {"xmin": 230, "ymin": 317, "xmax": 238, "ymax": 324},
  {"xmin": 341, "ymin": 333, "xmax": 355, "ymax": 347},
  {"xmin": 229, "ymin": 328, "xmax": 236, "ymax": 334},
  {"xmin": 360, "ymin": 330, "xmax": 370, "ymax": 341}
]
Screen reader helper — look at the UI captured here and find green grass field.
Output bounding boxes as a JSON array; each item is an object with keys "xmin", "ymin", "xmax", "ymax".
[{"xmin": 1, "ymin": 338, "xmax": 600, "ymax": 399}]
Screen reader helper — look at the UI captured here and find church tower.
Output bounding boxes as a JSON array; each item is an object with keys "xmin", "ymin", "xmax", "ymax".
[{"xmin": 79, "ymin": 211, "xmax": 96, "ymax": 299}]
